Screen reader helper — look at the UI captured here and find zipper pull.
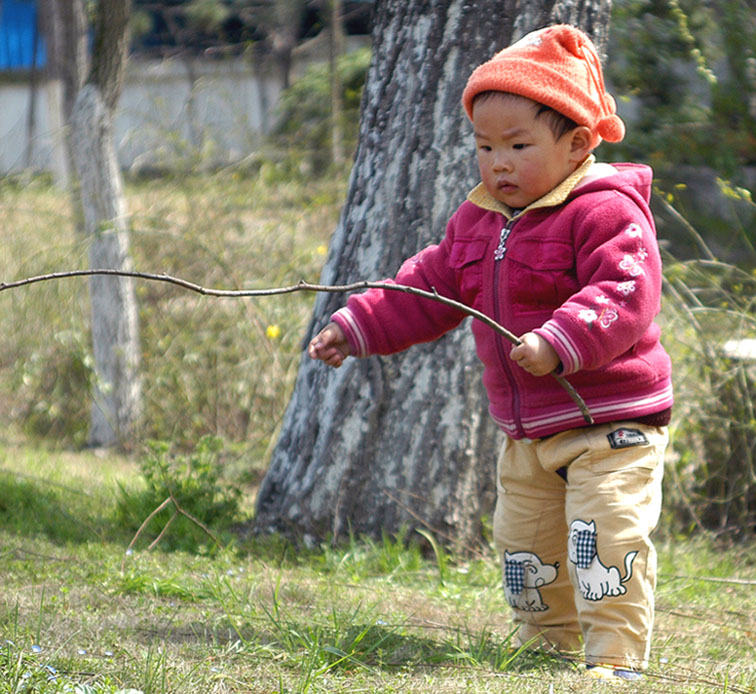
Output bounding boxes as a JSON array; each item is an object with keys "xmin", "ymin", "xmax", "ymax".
[{"xmin": 494, "ymin": 223, "xmax": 513, "ymax": 260}]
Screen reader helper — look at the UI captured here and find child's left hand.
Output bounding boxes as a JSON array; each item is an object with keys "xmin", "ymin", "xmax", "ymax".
[{"xmin": 510, "ymin": 332, "xmax": 560, "ymax": 376}]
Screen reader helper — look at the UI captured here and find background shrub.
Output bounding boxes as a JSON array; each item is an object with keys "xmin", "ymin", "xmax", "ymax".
[
  {"xmin": 273, "ymin": 46, "xmax": 371, "ymax": 173},
  {"xmin": 116, "ymin": 435, "xmax": 243, "ymax": 552},
  {"xmin": 660, "ymin": 188, "xmax": 756, "ymax": 540}
]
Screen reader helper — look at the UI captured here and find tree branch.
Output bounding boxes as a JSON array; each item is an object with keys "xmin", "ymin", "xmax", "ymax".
[{"xmin": 0, "ymin": 268, "xmax": 593, "ymax": 424}]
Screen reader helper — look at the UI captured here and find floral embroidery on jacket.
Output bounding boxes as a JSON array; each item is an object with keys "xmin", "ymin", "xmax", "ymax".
[
  {"xmin": 577, "ymin": 221, "xmax": 649, "ymax": 333},
  {"xmin": 599, "ymin": 307, "xmax": 620, "ymax": 328},
  {"xmin": 619, "ymin": 253, "xmax": 645, "ymax": 277},
  {"xmin": 617, "ymin": 280, "xmax": 637, "ymax": 296}
]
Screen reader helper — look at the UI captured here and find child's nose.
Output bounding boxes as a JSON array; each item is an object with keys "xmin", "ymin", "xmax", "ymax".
[{"xmin": 493, "ymin": 152, "xmax": 512, "ymax": 172}]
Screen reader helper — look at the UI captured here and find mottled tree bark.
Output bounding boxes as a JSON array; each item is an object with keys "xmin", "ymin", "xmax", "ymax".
[{"xmin": 256, "ymin": 0, "xmax": 612, "ymax": 549}]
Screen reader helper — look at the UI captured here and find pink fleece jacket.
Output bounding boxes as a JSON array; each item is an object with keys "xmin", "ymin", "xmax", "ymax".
[{"xmin": 332, "ymin": 160, "xmax": 673, "ymax": 439}]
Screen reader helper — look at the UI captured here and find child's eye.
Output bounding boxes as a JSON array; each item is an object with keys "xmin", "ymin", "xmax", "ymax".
[{"xmin": 513, "ymin": 143, "xmax": 527, "ymax": 150}]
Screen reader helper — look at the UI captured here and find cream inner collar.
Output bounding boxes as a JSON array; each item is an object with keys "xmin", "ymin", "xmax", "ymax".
[{"xmin": 467, "ymin": 154, "xmax": 604, "ymax": 220}]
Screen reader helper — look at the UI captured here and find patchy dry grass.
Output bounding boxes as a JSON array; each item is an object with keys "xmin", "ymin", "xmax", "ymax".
[
  {"xmin": 0, "ymin": 170, "xmax": 343, "ymax": 456},
  {"xmin": 0, "ymin": 441, "xmax": 754, "ymax": 693}
]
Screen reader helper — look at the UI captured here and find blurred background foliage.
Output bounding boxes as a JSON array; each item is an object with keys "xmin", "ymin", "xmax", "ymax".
[
  {"xmin": 273, "ymin": 46, "xmax": 371, "ymax": 172},
  {"xmin": 604, "ymin": 0, "xmax": 756, "ymax": 539},
  {"xmin": 608, "ymin": 0, "xmax": 754, "ymax": 178}
]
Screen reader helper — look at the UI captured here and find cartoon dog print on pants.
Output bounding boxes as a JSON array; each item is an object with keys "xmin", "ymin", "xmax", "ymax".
[
  {"xmin": 568, "ymin": 519, "xmax": 637, "ymax": 601},
  {"xmin": 503, "ymin": 550, "xmax": 559, "ymax": 612}
]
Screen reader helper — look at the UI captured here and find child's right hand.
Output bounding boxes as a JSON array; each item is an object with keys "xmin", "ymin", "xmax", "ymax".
[{"xmin": 307, "ymin": 322, "xmax": 351, "ymax": 368}]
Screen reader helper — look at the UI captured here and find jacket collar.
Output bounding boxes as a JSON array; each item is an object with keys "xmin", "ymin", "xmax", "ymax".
[{"xmin": 467, "ymin": 154, "xmax": 597, "ymax": 220}]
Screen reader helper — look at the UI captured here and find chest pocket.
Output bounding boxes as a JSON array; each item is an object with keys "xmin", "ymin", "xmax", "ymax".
[
  {"xmin": 505, "ymin": 238, "xmax": 579, "ymax": 313},
  {"xmin": 449, "ymin": 239, "xmax": 488, "ymax": 309}
]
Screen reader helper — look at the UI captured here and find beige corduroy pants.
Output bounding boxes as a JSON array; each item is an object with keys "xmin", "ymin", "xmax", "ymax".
[{"xmin": 493, "ymin": 421, "xmax": 669, "ymax": 670}]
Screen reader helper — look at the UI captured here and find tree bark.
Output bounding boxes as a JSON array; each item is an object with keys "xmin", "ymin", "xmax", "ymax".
[
  {"xmin": 88, "ymin": 0, "xmax": 131, "ymax": 113},
  {"xmin": 69, "ymin": 0, "xmax": 141, "ymax": 448},
  {"xmin": 44, "ymin": 0, "xmax": 88, "ymax": 221},
  {"xmin": 23, "ymin": 6, "xmax": 43, "ymax": 171},
  {"xmin": 255, "ymin": 0, "xmax": 612, "ymax": 550},
  {"xmin": 44, "ymin": 0, "xmax": 88, "ymax": 123},
  {"xmin": 512, "ymin": 0, "xmax": 612, "ymax": 54},
  {"xmin": 329, "ymin": 0, "xmax": 345, "ymax": 166}
]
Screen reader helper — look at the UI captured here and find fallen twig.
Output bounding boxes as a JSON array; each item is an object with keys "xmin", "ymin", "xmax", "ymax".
[
  {"xmin": 0, "ymin": 268, "xmax": 593, "ymax": 424},
  {"xmin": 122, "ymin": 496, "xmax": 172, "ymax": 571},
  {"xmin": 121, "ymin": 490, "xmax": 223, "ymax": 569}
]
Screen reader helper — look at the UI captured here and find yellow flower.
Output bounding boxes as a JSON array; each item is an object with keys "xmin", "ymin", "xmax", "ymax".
[
  {"xmin": 266, "ymin": 325, "xmax": 281, "ymax": 339},
  {"xmin": 316, "ymin": 244, "xmax": 328, "ymax": 256}
]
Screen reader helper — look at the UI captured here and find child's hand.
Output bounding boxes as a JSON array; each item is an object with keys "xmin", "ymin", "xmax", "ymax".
[
  {"xmin": 510, "ymin": 332, "xmax": 560, "ymax": 376},
  {"xmin": 308, "ymin": 322, "xmax": 351, "ymax": 368}
]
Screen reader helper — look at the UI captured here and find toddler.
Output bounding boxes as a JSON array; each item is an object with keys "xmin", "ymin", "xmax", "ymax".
[{"xmin": 308, "ymin": 24, "xmax": 672, "ymax": 680}]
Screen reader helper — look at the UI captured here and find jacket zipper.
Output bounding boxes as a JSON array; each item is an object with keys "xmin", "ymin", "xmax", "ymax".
[
  {"xmin": 492, "ymin": 217, "xmax": 526, "ymax": 438},
  {"xmin": 494, "ymin": 222, "xmax": 514, "ymax": 260}
]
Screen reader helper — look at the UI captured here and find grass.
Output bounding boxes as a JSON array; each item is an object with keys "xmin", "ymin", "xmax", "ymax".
[{"xmin": 0, "ymin": 439, "xmax": 753, "ymax": 693}]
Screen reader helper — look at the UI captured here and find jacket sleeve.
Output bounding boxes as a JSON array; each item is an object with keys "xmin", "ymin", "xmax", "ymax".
[
  {"xmin": 534, "ymin": 192, "xmax": 663, "ymax": 374},
  {"xmin": 331, "ymin": 217, "xmax": 469, "ymax": 357}
]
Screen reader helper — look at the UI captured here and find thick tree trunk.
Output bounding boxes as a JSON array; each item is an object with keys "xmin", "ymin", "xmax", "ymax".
[
  {"xmin": 255, "ymin": 0, "xmax": 612, "ymax": 549},
  {"xmin": 512, "ymin": 0, "xmax": 612, "ymax": 54},
  {"xmin": 69, "ymin": 0, "xmax": 140, "ymax": 448}
]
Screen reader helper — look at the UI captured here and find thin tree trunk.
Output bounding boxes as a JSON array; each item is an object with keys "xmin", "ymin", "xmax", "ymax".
[
  {"xmin": 59, "ymin": 0, "xmax": 89, "ymax": 199},
  {"xmin": 71, "ymin": 84, "xmax": 141, "ymax": 447},
  {"xmin": 69, "ymin": 0, "xmax": 141, "ymax": 448},
  {"xmin": 255, "ymin": 0, "xmax": 612, "ymax": 550},
  {"xmin": 48, "ymin": 0, "xmax": 88, "ymax": 224},
  {"xmin": 24, "ymin": 17, "xmax": 40, "ymax": 170},
  {"xmin": 329, "ymin": 0, "xmax": 345, "ymax": 166}
]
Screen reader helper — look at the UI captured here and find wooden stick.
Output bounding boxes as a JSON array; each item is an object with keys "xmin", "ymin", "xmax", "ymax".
[{"xmin": 0, "ymin": 268, "xmax": 594, "ymax": 424}]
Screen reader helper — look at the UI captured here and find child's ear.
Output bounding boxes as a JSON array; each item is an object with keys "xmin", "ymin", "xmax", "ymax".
[{"xmin": 569, "ymin": 126, "xmax": 593, "ymax": 161}]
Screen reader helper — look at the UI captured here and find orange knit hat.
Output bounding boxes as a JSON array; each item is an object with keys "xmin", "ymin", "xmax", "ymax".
[{"xmin": 461, "ymin": 24, "xmax": 625, "ymax": 148}]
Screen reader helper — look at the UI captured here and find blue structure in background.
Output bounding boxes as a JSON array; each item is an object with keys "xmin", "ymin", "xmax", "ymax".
[{"xmin": 0, "ymin": 0, "xmax": 46, "ymax": 70}]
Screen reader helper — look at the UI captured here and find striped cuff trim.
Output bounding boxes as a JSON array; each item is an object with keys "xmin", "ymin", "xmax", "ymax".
[
  {"xmin": 332, "ymin": 307, "xmax": 368, "ymax": 358},
  {"xmin": 536, "ymin": 322, "xmax": 583, "ymax": 374}
]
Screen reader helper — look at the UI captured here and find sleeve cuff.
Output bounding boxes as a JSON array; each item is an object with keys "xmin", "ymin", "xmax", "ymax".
[
  {"xmin": 534, "ymin": 321, "xmax": 583, "ymax": 375},
  {"xmin": 331, "ymin": 307, "xmax": 369, "ymax": 358}
]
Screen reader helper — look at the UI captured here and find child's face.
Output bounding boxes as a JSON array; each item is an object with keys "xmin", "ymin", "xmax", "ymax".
[{"xmin": 472, "ymin": 94, "xmax": 588, "ymax": 209}]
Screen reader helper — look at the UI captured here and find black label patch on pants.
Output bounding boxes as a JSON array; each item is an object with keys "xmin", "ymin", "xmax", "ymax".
[{"xmin": 607, "ymin": 427, "xmax": 648, "ymax": 449}]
